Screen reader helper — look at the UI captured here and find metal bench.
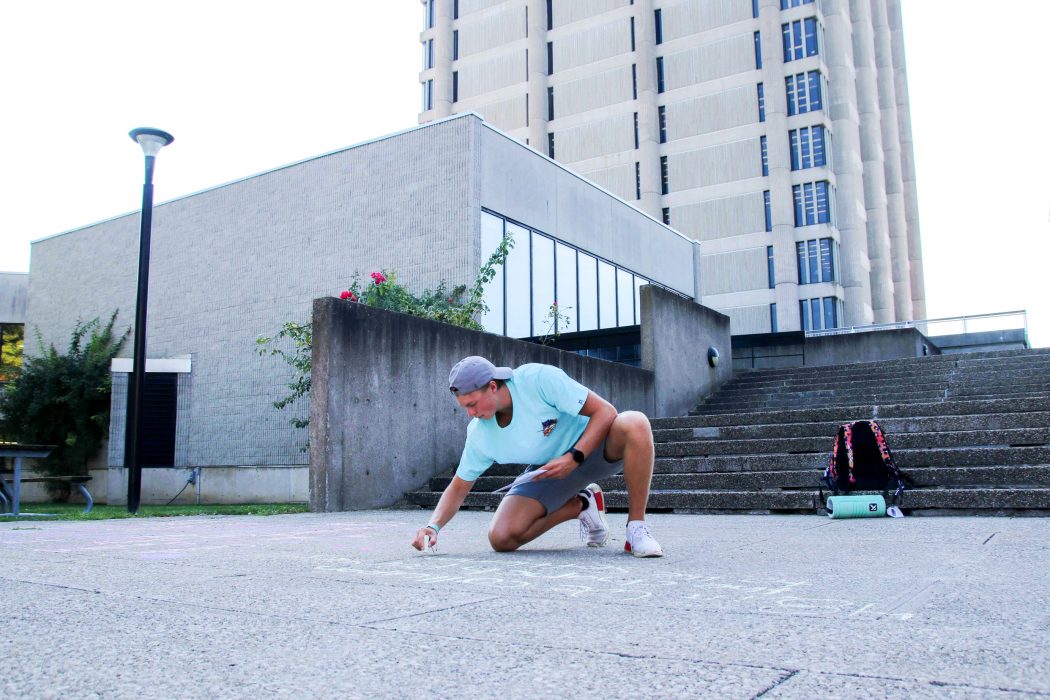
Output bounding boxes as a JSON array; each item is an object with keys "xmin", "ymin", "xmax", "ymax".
[{"xmin": 0, "ymin": 444, "xmax": 95, "ymax": 517}]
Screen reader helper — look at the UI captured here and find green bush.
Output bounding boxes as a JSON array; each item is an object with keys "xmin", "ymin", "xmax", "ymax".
[
  {"xmin": 0, "ymin": 313, "xmax": 129, "ymax": 481},
  {"xmin": 258, "ymin": 234, "xmax": 514, "ymax": 430}
]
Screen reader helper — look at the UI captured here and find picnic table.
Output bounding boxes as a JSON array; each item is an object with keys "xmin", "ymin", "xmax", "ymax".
[{"xmin": 0, "ymin": 444, "xmax": 93, "ymax": 516}]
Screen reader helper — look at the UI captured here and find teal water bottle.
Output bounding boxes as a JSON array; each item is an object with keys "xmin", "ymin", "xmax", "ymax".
[{"xmin": 826, "ymin": 494, "xmax": 886, "ymax": 518}]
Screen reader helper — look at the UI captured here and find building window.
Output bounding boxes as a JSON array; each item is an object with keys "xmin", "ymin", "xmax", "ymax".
[
  {"xmin": 757, "ymin": 82, "xmax": 766, "ymax": 122},
  {"xmin": 548, "ymin": 132, "xmax": 555, "ymax": 159},
  {"xmin": 630, "ymin": 17, "xmax": 636, "ymax": 51},
  {"xmin": 656, "ymin": 57, "xmax": 665, "ymax": 93},
  {"xmin": 786, "ymin": 71, "xmax": 823, "ymax": 115},
  {"xmin": 426, "ymin": 0, "xmax": 435, "ymax": 29},
  {"xmin": 781, "ymin": 0, "xmax": 814, "ymax": 7},
  {"xmin": 796, "ymin": 238, "xmax": 837, "ymax": 284},
  {"xmin": 547, "ymin": 41, "xmax": 553, "ymax": 75},
  {"xmin": 764, "ymin": 190, "xmax": 772, "ymax": 232},
  {"xmin": 633, "ymin": 112, "xmax": 639, "ymax": 149},
  {"xmin": 793, "ymin": 181, "xmax": 832, "ymax": 226},
  {"xmin": 782, "ymin": 18, "xmax": 819, "ymax": 62},
  {"xmin": 770, "ymin": 303, "xmax": 778, "ymax": 332},
  {"xmin": 767, "ymin": 246, "xmax": 775, "ymax": 289},
  {"xmin": 754, "ymin": 31, "xmax": 762, "ymax": 69},
  {"xmin": 632, "ymin": 64, "xmax": 638, "ymax": 99},
  {"xmin": 824, "ymin": 296, "xmax": 838, "ymax": 330},
  {"xmin": 753, "ymin": 0, "xmax": 760, "ymax": 19},
  {"xmin": 454, "ymin": 31, "xmax": 459, "ymax": 60},
  {"xmin": 789, "ymin": 125, "xmax": 827, "ymax": 170},
  {"xmin": 658, "ymin": 105, "xmax": 667, "ymax": 143},
  {"xmin": 635, "ymin": 162, "xmax": 641, "ymax": 200},
  {"xmin": 760, "ymin": 135, "xmax": 769, "ymax": 176},
  {"xmin": 655, "ymin": 9, "xmax": 663, "ymax": 44},
  {"xmin": 424, "ymin": 39, "xmax": 434, "ymax": 69},
  {"xmin": 800, "ymin": 296, "xmax": 840, "ymax": 331},
  {"xmin": 662, "ymin": 207, "xmax": 671, "ymax": 225},
  {"xmin": 454, "ymin": 0, "xmax": 459, "ymax": 19},
  {"xmin": 546, "ymin": 0, "xmax": 552, "ymax": 30},
  {"xmin": 452, "ymin": 71, "xmax": 458, "ymax": 102},
  {"xmin": 547, "ymin": 86, "xmax": 554, "ymax": 120},
  {"xmin": 660, "ymin": 156, "xmax": 669, "ymax": 195},
  {"xmin": 423, "ymin": 79, "xmax": 433, "ymax": 111}
]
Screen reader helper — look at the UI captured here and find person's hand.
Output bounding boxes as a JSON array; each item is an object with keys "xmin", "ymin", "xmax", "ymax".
[
  {"xmin": 412, "ymin": 526, "xmax": 439, "ymax": 551},
  {"xmin": 532, "ymin": 453, "xmax": 578, "ymax": 481}
]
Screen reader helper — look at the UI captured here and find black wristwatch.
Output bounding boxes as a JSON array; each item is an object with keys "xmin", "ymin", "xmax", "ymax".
[{"xmin": 566, "ymin": 447, "xmax": 585, "ymax": 464}]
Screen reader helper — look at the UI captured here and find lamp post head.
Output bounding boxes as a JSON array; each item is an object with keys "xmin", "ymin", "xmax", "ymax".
[{"xmin": 129, "ymin": 127, "xmax": 174, "ymax": 157}]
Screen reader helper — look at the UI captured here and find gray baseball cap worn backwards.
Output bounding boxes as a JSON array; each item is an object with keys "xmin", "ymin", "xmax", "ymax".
[{"xmin": 449, "ymin": 356, "xmax": 512, "ymax": 395}]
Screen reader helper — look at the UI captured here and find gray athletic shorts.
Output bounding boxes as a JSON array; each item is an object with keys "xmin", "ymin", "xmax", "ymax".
[{"xmin": 506, "ymin": 442, "xmax": 622, "ymax": 515}]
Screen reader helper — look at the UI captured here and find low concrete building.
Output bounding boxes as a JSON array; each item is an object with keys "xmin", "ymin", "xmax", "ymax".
[{"xmin": 24, "ymin": 113, "xmax": 701, "ymax": 505}]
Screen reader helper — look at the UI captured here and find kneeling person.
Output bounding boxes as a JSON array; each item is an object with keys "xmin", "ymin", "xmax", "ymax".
[{"xmin": 411, "ymin": 356, "xmax": 663, "ymax": 557}]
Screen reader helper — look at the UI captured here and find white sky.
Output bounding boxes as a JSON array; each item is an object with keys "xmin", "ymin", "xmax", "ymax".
[{"xmin": 1, "ymin": 1, "xmax": 1047, "ymax": 347}]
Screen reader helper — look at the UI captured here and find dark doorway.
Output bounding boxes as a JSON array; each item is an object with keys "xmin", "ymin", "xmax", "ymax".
[{"xmin": 132, "ymin": 372, "xmax": 178, "ymax": 467}]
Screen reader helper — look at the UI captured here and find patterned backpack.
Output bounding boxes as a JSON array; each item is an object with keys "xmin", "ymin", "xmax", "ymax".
[{"xmin": 822, "ymin": 420, "xmax": 906, "ymax": 506}]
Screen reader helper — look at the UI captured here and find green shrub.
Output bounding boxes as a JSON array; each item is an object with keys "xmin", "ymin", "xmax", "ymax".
[
  {"xmin": 0, "ymin": 313, "xmax": 129, "ymax": 481},
  {"xmin": 258, "ymin": 234, "xmax": 514, "ymax": 430}
]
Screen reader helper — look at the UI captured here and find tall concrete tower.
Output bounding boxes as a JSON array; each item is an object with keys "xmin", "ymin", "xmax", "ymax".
[{"xmin": 418, "ymin": 0, "xmax": 924, "ymax": 334}]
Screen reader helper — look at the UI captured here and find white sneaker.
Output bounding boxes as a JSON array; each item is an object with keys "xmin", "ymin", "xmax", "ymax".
[
  {"xmin": 578, "ymin": 484, "xmax": 609, "ymax": 547},
  {"xmin": 625, "ymin": 520, "xmax": 663, "ymax": 558}
]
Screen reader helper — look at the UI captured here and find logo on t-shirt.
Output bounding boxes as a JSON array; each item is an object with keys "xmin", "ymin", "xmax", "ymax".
[{"xmin": 541, "ymin": 419, "xmax": 558, "ymax": 437}]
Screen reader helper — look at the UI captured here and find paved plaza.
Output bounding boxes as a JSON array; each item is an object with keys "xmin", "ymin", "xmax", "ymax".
[{"xmin": 2, "ymin": 510, "xmax": 1048, "ymax": 698}]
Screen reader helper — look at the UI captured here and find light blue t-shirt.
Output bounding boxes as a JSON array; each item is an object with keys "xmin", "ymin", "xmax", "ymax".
[{"xmin": 455, "ymin": 363, "xmax": 590, "ymax": 482}]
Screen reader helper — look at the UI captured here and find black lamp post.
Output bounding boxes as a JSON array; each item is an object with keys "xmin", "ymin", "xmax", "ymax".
[{"xmin": 126, "ymin": 127, "xmax": 174, "ymax": 514}]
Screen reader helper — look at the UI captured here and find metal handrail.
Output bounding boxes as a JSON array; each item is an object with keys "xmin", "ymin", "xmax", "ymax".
[{"xmin": 805, "ymin": 310, "xmax": 1029, "ymax": 341}]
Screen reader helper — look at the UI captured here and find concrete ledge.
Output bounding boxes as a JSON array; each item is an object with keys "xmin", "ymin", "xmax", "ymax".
[
  {"xmin": 310, "ymin": 297, "xmax": 655, "ymax": 512},
  {"xmin": 804, "ymin": 327, "xmax": 939, "ymax": 366},
  {"xmin": 640, "ymin": 285, "xmax": 732, "ymax": 417}
]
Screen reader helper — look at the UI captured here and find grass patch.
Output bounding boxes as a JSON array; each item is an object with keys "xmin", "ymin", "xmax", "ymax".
[{"xmin": 1, "ymin": 503, "xmax": 309, "ymax": 522}]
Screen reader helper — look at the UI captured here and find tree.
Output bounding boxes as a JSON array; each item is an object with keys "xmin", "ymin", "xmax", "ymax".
[{"xmin": 0, "ymin": 313, "xmax": 129, "ymax": 482}]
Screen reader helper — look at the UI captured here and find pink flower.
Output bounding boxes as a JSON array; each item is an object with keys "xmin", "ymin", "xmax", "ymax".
[
  {"xmin": 370, "ymin": 271, "xmax": 387, "ymax": 285},
  {"xmin": 339, "ymin": 290, "xmax": 357, "ymax": 302}
]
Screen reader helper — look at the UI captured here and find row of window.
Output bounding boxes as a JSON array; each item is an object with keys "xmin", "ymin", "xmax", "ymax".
[
  {"xmin": 754, "ymin": 17, "xmax": 822, "ymax": 71},
  {"xmin": 780, "ymin": 128, "xmax": 829, "ymax": 172},
  {"xmin": 756, "ymin": 0, "xmax": 817, "ymax": 16},
  {"xmin": 766, "ymin": 238, "xmax": 838, "ymax": 291},
  {"xmin": 480, "ymin": 210, "xmax": 656, "ymax": 338},
  {"xmin": 762, "ymin": 180, "xmax": 833, "ymax": 231},
  {"xmin": 769, "ymin": 297, "xmax": 840, "ymax": 333},
  {"xmin": 800, "ymin": 296, "xmax": 841, "ymax": 332},
  {"xmin": 757, "ymin": 70, "xmax": 825, "ymax": 123}
]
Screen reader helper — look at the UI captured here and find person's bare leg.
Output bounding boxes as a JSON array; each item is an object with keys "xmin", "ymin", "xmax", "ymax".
[
  {"xmin": 604, "ymin": 411, "xmax": 655, "ymax": 522},
  {"xmin": 487, "ymin": 494, "xmax": 583, "ymax": 552}
]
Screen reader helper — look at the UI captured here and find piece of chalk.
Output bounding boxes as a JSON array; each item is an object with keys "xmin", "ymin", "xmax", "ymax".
[{"xmin": 423, "ymin": 534, "xmax": 435, "ymax": 553}]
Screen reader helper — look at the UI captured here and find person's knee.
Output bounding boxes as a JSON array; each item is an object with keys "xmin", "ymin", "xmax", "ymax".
[
  {"xmin": 488, "ymin": 527, "xmax": 522, "ymax": 552},
  {"xmin": 616, "ymin": 410, "xmax": 653, "ymax": 446}
]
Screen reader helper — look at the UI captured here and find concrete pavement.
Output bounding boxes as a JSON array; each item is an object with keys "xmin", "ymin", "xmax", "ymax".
[{"xmin": 2, "ymin": 510, "xmax": 1048, "ymax": 698}]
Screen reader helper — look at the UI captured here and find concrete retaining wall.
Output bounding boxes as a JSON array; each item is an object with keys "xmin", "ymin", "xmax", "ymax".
[
  {"xmin": 310, "ymin": 297, "xmax": 656, "ymax": 511},
  {"xmin": 641, "ymin": 286, "xmax": 732, "ymax": 417},
  {"xmin": 804, "ymin": 327, "xmax": 939, "ymax": 367}
]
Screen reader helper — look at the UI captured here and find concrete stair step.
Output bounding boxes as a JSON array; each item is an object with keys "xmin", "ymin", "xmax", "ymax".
[
  {"xmin": 715, "ymin": 371, "xmax": 1050, "ymax": 394},
  {"xmin": 428, "ymin": 465, "xmax": 1050, "ymax": 493},
  {"xmin": 655, "ymin": 445, "xmax": 1050, "ymax": 473},
  {"xmin": 704, "ymin": 383, "xmax": 1050, "ymax": 401},
  {"xmin": 652, "ymin": 411, "xmax": 1050, "ymax": 442},
  {"xmin": 405, "ymin": 487, "xmax": 1050, "ymax": 512},
  {"xmin": 659, "ymin": 397, "xmax": 1050, "ymax": 428},
  {"xmin": 730, "ymin": 351, "xmax": 1050, "ymax": 382},
  {"xmin": 654, "ymin": 428, "xmax": 1048, "ymax": 458},
  {"xmin": 688, "ymin": 394, "xmax": 1050, "ymax": 415}
]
